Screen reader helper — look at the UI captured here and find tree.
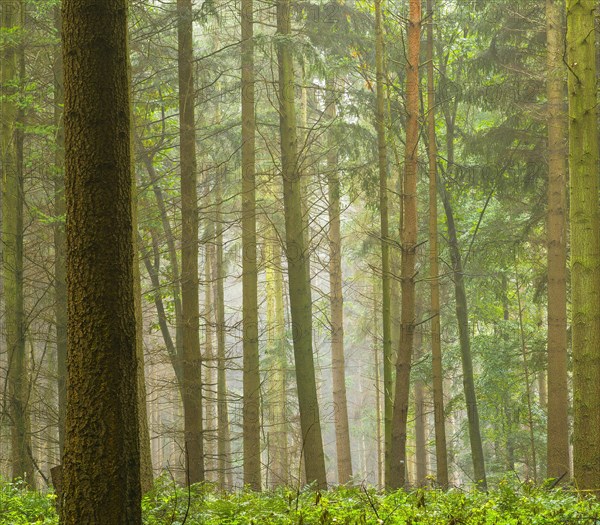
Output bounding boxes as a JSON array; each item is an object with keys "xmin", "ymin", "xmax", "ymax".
[
  {"xmin": 60, "ymin": 0, "xmax": 141, "ymax": 518},
  {"xmin": 326, "ymin": 80, "xmax": 353, "ymax": 485},
  {"xmin": 546, "ymin": 0, "xmax": 569, "ymax": 482},
  {"xmin": 276, "ymin": 0, "xmax": 327, "ymax": 488},
  {"xmin": 241, "ymin": 0, "xmax": 261, "ymax": 490},
  {"xmin": 1, "ymin": 0, "xmax": 34, "ymax": 487},
  {"xmin": 374, "ymin": 0, "xmax": 393, "ymax": 487},
  {"xmin": 426, "ymin": 0, "xmax": 449, "ymax": 487},
  {"xmin": 566, "ymin": 0, "xmax": 600, "ymax": 492},
  {"xmin": 177, "ymin": 0, "xmax": 204, "ymax": 484},
  {"xmin": 390, "ymin": 0, "xmax": 421, "ymax": 490}
]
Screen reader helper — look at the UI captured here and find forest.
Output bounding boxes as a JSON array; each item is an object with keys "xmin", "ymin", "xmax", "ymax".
[{"xmin": 1, "ymin": 0, "xmax": 600, "ymax": 521}]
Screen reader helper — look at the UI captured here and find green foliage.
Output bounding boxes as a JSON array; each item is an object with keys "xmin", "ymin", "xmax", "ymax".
[{"xmin": 3, "ymin": 476, "xmax": 600, "ymax": 524}]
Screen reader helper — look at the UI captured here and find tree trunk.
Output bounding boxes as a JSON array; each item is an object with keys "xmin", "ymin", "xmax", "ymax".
[
  {"xmin": 265, "ymin": 235, "xmax": 289, "ymax": 487},
  {"xmin": 374, "ymin": 0, "xmax": 393, "ymax": 487},
  {"xmin": 213, "ymin": 180, "xmax": 233, "ymax": 490},
  {"xmin": 425, "ymin": 0, "xmax": 449, "ymax": 489},
  {"xmin": 60, "ymin": 0, "xmax": 142, "ymax": 517},
  {"xmin": 567, "ymin": 0, "xmax": 600, "ymax": 492},
  {"xmin": 439, "ymin": 182, "xmax": 487, "ymax": 490},
  {"xmin": 177, "ymin": 0, "xmax": 204, "ymax": 484},
  {"xmin": 546, "ymin": 0, "xmax": 570, "ymax": 482},
  {"xmin": 326, "ymin": 80, "xmax": 353, "ymax": 485},
  {"xmin": 390, "ymin": 0, "xmax": 421, "ymax": 490},
  {"xmin": 53, "ymin": 4, "xmax": 67, "ymax": 461},
  {"xmin": 1, "ymin": 0, "xmax": 34, "ymax": 487},
  {"xmin": 276, "ymin": 0, "xmax": 327, "ymax": 488},
  {"xmin": 241, "ymin": 0, "xmax": 261, "ymax": 490},
  {"xmin": 414, "ymin": 331, "xmax": 427, "ymax": 485}
]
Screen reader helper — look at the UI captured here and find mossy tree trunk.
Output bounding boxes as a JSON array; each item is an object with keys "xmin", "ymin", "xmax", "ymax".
[
  {"xmin": 60, "ymin": 0, "xmax": 142, "ymax": 518},
  {"xmin": 567, "ymin": 0, "xmax": 600, "ymax": 492},
  {"xmin": 546, "ymin": 0, "xmax": 569, "ymax": 483},
  {"xmin": 241, "ymin": 0, "xmax": 261, "ymax": 490},
  {"xmin": 177, "ymin": 0, "xmax": 204, "ymax": 484}
]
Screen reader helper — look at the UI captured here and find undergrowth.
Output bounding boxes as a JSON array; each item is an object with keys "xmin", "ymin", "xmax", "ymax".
[{"xmin": 1, "ymin": 474, "xmax": 599, "ymax": 524}]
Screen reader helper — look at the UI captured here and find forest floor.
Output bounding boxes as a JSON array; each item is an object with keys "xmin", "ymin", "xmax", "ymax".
[{"xmin": 1, "ymin": 475, "xmax": 599, "ymax": 524}]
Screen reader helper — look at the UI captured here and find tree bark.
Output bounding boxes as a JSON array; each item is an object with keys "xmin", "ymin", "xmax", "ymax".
[
  {"xmin": 374, "ymin": 0, "xmax": 393, "ymax": 487},
  {"xmin": 177, "ymin": 0, "xmax": 204, "ymax": 484},
  {"xmin": 426, "ymin": 0, "xmax": 449, "ymax": 488},
  {"xmin": 389, "ymin": 0, "xmax": 420, "ymax": 490},
  {"xmin": 241, "ymin": 0, "xmax": 261, "ymax": 490},
  {"xmin": 60, "ymin": 0, "xmax": 142, "ymax": 517},
  {"xmin": 546, "ymin": 0, "xmax": 570, "ymax": 482},
  {"xmin": 326, "ymin": 80, "xmax": 353, "ymax": 485},
  {"xmin": 276, "ymin": 0, "xmax": 327, "ymax": 488},
  {"xmin": 567, "ymin": 0, "xmax": 600, "ymax": 492}
]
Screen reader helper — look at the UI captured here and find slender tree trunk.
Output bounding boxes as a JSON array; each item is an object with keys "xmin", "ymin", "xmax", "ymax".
[
  {"xmin": 546, "ymin": 0, "xmax": 570, "ymax": 482},
  {"xmin": 265, "ymin": 236, "xmax": 289, "ymax": 487},
  {"xmin": 1, "ymin": 0, "xmax": 33, "ymax": 487},
  {"xmin": 439, "ymin": 182, "xmax": 487, "ymax": 490},
  {"xmin": 241, "ymin": 0, "xmax": 261, "ymax": 490},
  {"xmin": 213, "ymin": 179, "xmax": 233, "ymax": 490},
  {"xmin": 374, "ymin": 0, "xmax": 393, "ymax": 486},
  {"xmin": 60, "ymin": 0, "xmax": 141, "ymax": 517},
  {"xmin": 372, "ymin": 276, "xmax": 384, "ymax": 489},
  {"xmin": 53, "ymin": 4, "xmax": 67, "ymax": 460},
  {"xmin": 414, "ymin": 330, "xmax": 427, "ymax": 485},
  {"xmin": 515, "ymin": 270, "xmax": 537, "ymax": 483},
  {"xmin": 425, "ymin": 0, "xmax": 449, "ymax": 489},
  {"xmin": 326, "ymin": 80, "xmax": 353, "ymax": 485},
  {"xmin": 204, "ymin": 242, "xmax": 216, "ymax": 481},
  {"xmin": 177, "ymin": 0, "xmax": 204, "ymax": 484},
  {"xmin": 390, "ymin": 0, "xmax": 420, "ymax": 490},
  {"xmin": 276, "ymin": 0, "xmax": 327, "ymax": 488},
  {"xmin": 567, "ymin": 0, "xmax": 600, "ymax": 492}
]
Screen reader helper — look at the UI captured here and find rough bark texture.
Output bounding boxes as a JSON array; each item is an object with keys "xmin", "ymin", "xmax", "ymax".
[
  {"xmin": 426, "ymin": 0, "xmax": 449, "ymax": 487},
  {"xmin": 390, "ymin": 0, "xmax": 420, "ymax": 490},
  {"xmin": 546, "ymin": 0, "xmax": 570, "ymax": 482},
  {"xmin": 241, "ymin": 0, "xmax": 261, "ymax": 490},
  {"xmin": 177, "ymin": 0, "xmax": 204, "ymax": 484},
  {"xmin": 276, "ymin": 0, "xmax": 327, "ymax": 489},
  {"xmin": 60, "ymin": 0, "xmax": 142, "ymax": 519},
  {"xmin": 567, "ymin": 0, "xmax": 600, "ymax": 492},
  {"xmin": 326, "ymin": 81, "xmax": 353, "ymax": 485}
]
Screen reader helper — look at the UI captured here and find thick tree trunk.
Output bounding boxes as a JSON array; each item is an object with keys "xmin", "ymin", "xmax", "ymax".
[
  {"xmin": 546, "ymin": 0, "xmax": 570, "ymax": 482},
  {"xmin": 567, "ymin": 0, "xmax": 600, "ymax": 492},
  {"xmin": 426, "ymin": 0, "xmax": 449, "ymax": 489},
  {"xmin": 389, "ymin": 0, "xmax": 420, "ymax": 490},
  {"xmin": 60, "ymin": 0, "xmax": 142, "ymax": 518},
  {"xmin": 241, "ymin": 0, "xmax": 261, "ymax": 490},
  {"xmin": 326, "ymin": 80, "xmax": 353, "ymax": 485},
  {"xmin": 276, "ymin": 0, "xmax": 327, "ymax": 489},
  {"xmin": 374, "ymin": 0, "xmax": 393, "ymax": 487},
  {"xmin": 177, "ymin": 0, "xmax": 204, "ymax": 484}
]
